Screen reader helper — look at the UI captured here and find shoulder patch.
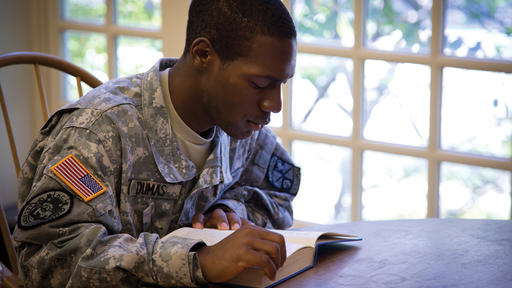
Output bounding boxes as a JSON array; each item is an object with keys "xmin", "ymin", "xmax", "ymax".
[
  {"xmin": 267, "ymin": 154, "xmax": 300, "ymax": 195},
  {"xmin": 18, "ymin": 191, "xmax": 72, "ymax": 229},
  {"xmin": 51, "ymin": 154, "xmax": 106, "ymax": 202}
]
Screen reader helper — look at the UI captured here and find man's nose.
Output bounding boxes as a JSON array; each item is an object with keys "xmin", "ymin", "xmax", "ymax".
[{"xmin": 260, "ymin": 87, "xmax": 282, "ymax": 113}]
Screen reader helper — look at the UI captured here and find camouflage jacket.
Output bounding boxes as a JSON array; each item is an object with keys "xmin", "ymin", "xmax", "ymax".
[{"xmin": 13, "ymin": 58, "xmax": 300, "ymax": 287}]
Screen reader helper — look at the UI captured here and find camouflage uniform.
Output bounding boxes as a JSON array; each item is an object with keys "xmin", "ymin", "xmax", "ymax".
[{"xmin": 13, "ymin": 58, "xmax": 300, "ymax": 287}]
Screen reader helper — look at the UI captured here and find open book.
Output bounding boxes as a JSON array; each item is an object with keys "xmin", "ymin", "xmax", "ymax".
[{"xmin": 168, "ymin": 227, "xmax": 362, "ymax": 288}]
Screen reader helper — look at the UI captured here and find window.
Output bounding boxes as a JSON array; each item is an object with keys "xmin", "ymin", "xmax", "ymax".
[
  {"xmin": 59, "ymin": 0, "xmax": 163, "ymax": 100},
  {"xmin": 276, "ymin": 0, "xmax": 512, "ymax": 223}
]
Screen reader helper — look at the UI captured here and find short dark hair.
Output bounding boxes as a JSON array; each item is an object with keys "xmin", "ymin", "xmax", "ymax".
[{"xmin": 184, "ymin": 0, "xmax": 297, "ymax": 62}]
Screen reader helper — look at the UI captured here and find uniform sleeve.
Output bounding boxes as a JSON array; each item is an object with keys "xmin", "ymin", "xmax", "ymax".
[
  {"xmin": 13, "ymin": 121, "xmax": 207, "ymax": 287},
  {"xmin": 213, "ymin": 128, "xmax": 300, "ymax": 229}
]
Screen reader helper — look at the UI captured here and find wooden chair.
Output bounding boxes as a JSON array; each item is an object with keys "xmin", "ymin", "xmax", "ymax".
[
  {"xmin": 0, "ymin": 51, "xmax": 103, "ymax": 280},
  {"xmin": 1, "ymin": 205, "xmax": 22, "ymax": 287}
]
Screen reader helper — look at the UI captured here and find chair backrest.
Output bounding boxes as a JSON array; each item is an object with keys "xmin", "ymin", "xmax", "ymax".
[
  {"xmin": 0, "ymin": 51, "xmax": 103, "ymax": 175},
  {"xmin": 0, "ymin": 51, "xmax": 103, "ymax": 278},
  {"xmin": 1, "ymin": 204, "xmax": 19, "ymax": 277}
]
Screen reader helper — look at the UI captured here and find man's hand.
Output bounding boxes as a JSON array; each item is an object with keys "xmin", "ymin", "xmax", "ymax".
[
  {"xmin": 192, "ymin": 208, "xmax": 251, "ymax": 230},
  {"xmin": 196, "ymin": 224, "xmax": 286, "ymax": 283}
]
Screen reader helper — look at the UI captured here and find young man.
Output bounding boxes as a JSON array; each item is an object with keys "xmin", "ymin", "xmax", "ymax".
[{"xmin": 13, "ymin": 0, "xmax": 299, "ymax": 286}]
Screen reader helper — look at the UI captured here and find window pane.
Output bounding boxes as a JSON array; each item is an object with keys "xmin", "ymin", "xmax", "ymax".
[
  {"xmin": 365, "ymin": 0, "xmax": 432, "ymax": 53},
  {"xmin": 268, "ymin": 110, "xmax": 283, "ymax": 128},
  {"xmin": 441, "ymin": 68, "xmax": 512, "ymax": 158},
  {"xmin": 440, "ymin": 162, "xmax": 511, "ymax": 219},
  {"xmin": 116, "ymin": 36, "xmax": 163, "ymax": 77},
  {"xmin": 292, "ymin": 53, "xmax": 353, "ymax": 137},
  {"xmin": 63, "ymin": 30, "xmax": 108, "ymax": 100},
  {"xmin": 444, "ymin": 0, "xmax": 512, "ymax": 60},
  {"xmin": 62, "ymin": 0, "xmax": 106, "ymax": 24},
  {"xmin": 362, "ymin": 151, "xmax": 427, "ymax": 220},
  {"xmin": 268, "ymin": 88, "xmax": 283, "ymax": 128},
  {"xmin": 363, "ymin": 60, "xmax": 430, "ymax": 147},
  {"xmin": 291, "ymin": 141, "xmax": 351, "ymax": 223},
  {"xmin": 292, "ymin": 0, "xmax": 354, "ymax": 47},
  {"xmin": 115, "ymin": 0, "xmax": 162, "ymax": 29}
]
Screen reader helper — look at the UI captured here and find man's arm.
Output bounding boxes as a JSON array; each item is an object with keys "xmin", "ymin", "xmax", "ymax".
[
  {"xmin": 194, "ymin": 128, "xmax": 300, "ymax": 230},
  {"xmin": 14, "ymin": 125, "xmax": 207, "ymax": 287},
  {"xmin": 16, "ymin": 220, "xmax": 206, "ymax": 287}
]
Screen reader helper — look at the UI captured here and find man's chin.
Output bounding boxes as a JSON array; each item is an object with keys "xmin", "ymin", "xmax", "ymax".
[
  {"xmin": 224, "ymin": 127, "xmax": 255, "ymax": 140},
  {"xmin": 229, "ymin": 131, "xmax": 253, "ymax": 140},
  {"xmin": 219, "ymin": 121, "xmax": 264, "ymax": 139}
]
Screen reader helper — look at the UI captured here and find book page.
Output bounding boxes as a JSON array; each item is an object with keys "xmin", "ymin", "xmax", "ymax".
[
  {"xmin": 167, "ymin": 227, "xmax": 359, "ymax": 257},
  {"xmin": 168, "ymin": 228, "xmax": 307, "ymax": 257},
  {"xmin": 272, "ymin": 229, "xmax": 360, "ymax": 247}
]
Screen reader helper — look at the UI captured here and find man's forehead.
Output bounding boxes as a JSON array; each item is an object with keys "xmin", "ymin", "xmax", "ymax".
[{"xmin": 236, "ymin": 36, "xmax": 296, "ymax": 78}]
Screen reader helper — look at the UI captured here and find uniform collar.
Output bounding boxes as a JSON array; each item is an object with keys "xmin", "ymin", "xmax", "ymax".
[
  {"xmin": 199, "ymin": 129, "xmax": 233, "ymax": 187},
  {"xmin": 141, "ymin": 58, "xmax": 232, "ymax": 185}
]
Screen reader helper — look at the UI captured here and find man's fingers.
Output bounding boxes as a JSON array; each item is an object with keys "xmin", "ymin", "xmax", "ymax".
[
  {"xmin": 247, "ymin": 227, "xmax": 287, "ymax": 267},
  {"xmin": 205, "ymin": 208, "xmax": 229, "ymax": 230},
  {"xmin": 250, "ymin": 238, "xmax": 285, "ymax": 269},
  {"xmin": 192, "ymin": 213, "xmax": 205, "ymax": 229},
  {"xmin": 199, "ymin": 208, "xmax": 246, "ymax": 230},
  {"xmin": 241, "ymin": 218, "xmax": 253, "ymax": 226},
  {"xmin": 236, "ymin": 226, "xmax": 286, "ymax": 268},
  {"xmin": 247, "ymin": 249, "xmax": 278, "ymax": 280},
  {"xmin": 226, "ymin": 212, "xmax": 242, "ymax": 230}
]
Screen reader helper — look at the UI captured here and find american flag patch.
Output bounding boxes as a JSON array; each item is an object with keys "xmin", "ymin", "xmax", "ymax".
[{"xmin": 51, "ymin": 154, "xmax": 106, "ymax": 202}]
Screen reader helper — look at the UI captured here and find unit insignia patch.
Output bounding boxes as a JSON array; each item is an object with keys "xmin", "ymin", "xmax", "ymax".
[
  {"xmin": 267, "ymin": 154, "xmax": 300, "ymax": 195},
  {"xmin": 18, "ymin": 191, "xmax": 72, "ymax": 229}
]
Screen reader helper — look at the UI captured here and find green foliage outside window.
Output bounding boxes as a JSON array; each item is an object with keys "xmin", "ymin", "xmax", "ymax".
[
  {"xmin": 62, "ymin": 0, "xmax": 106, "ymax": 24},
  {"xmin": 116, "ymin": 0, "xmax": 161, "ymax": 29},
  {"xmin": 291, "ymin": 0, "xmax": 511, "ymax": 222}
]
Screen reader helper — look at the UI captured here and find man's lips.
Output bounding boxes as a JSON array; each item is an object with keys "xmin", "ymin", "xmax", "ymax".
[{"xmin": 247, "ymin": 119, "xmax": 269, "ymax": 131}]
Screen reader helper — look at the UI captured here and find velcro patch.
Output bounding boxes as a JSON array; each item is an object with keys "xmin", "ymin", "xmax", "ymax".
[
  {"xmin": 18, "ymin": 191, "xmax": 72, "ymax": 229},
  {"xmin": 267, "ymin": 154, "xmax": 300, "ymax": 195},
  {"xmin": 51, "ymin": 154, "xmax": 106, "ymax": 202}
]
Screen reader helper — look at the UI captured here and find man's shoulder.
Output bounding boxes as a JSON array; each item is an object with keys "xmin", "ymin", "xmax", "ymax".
[
  {"xmin": 56, "ymin": 75, "xmax": 144, "ymax": 128},
  {"xmin": 73, "ymin": 75, "xmax": 143, "ymax": 111}
]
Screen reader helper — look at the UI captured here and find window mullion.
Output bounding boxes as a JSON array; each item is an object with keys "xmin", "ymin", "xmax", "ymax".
[
  {"xmin": 106, "ymin": 0, "xmax": 116, "ymax": 79},
  {"xmin": 281, "ymin": 80, "xmax": 292, "ymax": 153},
  {"xmin": 47, "ymin": 0, "xmax": 63, "ymax": 111},
  {"xmin": 351, "ymin": 0, "xmax": 364, "ymax": 221},
  {"xmin": 279, "ymin": 0, "xmax": 292, "ymax": 154},
  {"xmin": 428, "ymin": 0, "xmax": 444, "ymax": 218},
  {"xmin": 351, "ymin": 57, "xmax": 363, "ymax": 221}
]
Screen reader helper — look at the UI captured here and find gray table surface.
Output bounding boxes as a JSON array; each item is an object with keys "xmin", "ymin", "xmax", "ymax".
[{"xmin": 273, "ymin": 219, "xmax": 512, "ymax": 288}]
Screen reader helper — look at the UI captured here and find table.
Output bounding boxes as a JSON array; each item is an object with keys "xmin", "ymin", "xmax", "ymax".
[{"xmin": 276, "ymin": 219, "xmax": 512, "ymax": 288}]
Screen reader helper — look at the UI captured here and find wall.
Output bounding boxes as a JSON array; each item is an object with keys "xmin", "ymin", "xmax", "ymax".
[{"xmin": 0, "ymin": 0, "xmax": 37, "ymax": 218}]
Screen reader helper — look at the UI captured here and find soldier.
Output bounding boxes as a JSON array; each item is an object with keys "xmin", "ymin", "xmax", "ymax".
[{"xmin": 13, "ymin": 0, "xmax": 299, "ymax": 287}]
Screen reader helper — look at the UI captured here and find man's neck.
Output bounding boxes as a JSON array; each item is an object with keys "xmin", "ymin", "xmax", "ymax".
[{"xmin": 167, "ymin": 58, "xmax": 215, "ymax": 135}]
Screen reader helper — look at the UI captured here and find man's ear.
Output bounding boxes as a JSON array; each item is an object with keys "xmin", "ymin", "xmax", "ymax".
[{"xmin": 189, "ymin": 37, "xmax": 218, "ymax": 69}]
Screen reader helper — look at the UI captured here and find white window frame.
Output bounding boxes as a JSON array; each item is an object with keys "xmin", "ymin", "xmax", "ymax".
[{"xmin": 277, "ymin": 0, "xmax": 512, "ymax": 221}]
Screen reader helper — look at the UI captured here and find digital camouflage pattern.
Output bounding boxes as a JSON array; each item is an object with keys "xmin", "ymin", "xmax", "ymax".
[{"xmin": 13, "ymin": 58, "xmax": 300, "ymax": 287}]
